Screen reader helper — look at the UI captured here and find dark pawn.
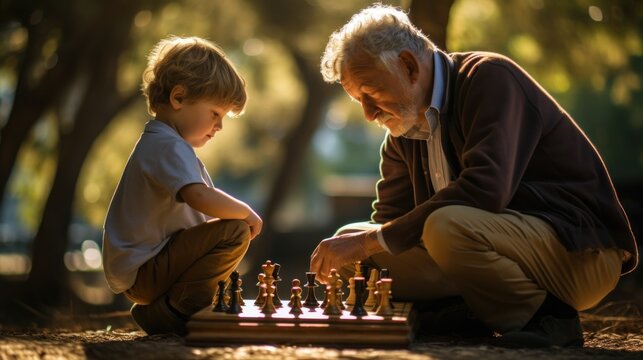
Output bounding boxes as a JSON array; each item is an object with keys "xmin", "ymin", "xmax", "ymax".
[
  {"xmin": 212, "ymin": 280, "xmax": 229, "ymax": 312},
  {"xmin": 226, "ymin": 271, "xmax": 242, "ymax": 314},
  {"xmin": 350, "ymin": 277, "xmax": 368, "ymax": 317},
  {"xmin": 303, "ymin": 272, "xmax": 320, "ymax": 307},
  {"xmin": 273, "ymin": 263, "xmax": 283, "ymax": 307}
]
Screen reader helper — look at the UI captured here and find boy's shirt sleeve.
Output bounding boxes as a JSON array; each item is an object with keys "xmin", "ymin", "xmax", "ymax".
[{"xmin": 141, "ymin": 140, "xmax": 207, "ymax": 201}]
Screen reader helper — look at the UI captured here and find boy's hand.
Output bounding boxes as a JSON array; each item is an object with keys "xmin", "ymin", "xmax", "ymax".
[{"xmin": 244, "ymin": 209, "xmax": 263, "ymax": 240}]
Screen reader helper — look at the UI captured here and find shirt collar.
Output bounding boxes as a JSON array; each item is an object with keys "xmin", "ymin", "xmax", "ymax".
[
  {"xmin": 424, "ymin": 51, "xmax": 447, "ymax": 133},
  {"xmin": 401, "ymin": 50, "xmax": 451, "ymax": 140},
  {"xmin": 144, "ymin": 119, "xmax": 186, "ymax": 141},
  {"xmin": 430, "ymin": 51, "xmax": 446, "ymax": 114}
]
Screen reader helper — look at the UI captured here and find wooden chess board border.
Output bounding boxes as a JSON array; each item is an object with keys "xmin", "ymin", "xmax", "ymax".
[{"xmin": 185, "ymin": 301, "xmax": 417, "ymax": 347}]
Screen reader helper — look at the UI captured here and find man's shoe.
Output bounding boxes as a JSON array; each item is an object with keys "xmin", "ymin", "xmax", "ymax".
[
  {"xmin": 130, "ymin": 296, "xmax": 188, "ymax": 336},
  {"xmin": 500, "ymin": 314, "xmax": 584, "ymax": 348}
]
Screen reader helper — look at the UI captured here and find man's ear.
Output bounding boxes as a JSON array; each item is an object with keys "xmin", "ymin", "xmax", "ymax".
[
  {"xmin": 169, "ymin": 85, "xmax": 186, "ymax": 110},
  {"xmin": 399, "ymin": 50, "xmax": 420, "ymax": 84}
]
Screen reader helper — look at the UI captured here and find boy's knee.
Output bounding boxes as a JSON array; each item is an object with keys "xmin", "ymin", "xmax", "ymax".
[{"xmin": 216, "ymin": 219, "xmax": 251, "ymax": 246}]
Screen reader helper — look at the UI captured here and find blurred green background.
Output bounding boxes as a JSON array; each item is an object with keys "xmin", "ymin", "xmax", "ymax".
[{"xmin": 0, "ymin": 0, "xmax": 641, "ymax": 319}]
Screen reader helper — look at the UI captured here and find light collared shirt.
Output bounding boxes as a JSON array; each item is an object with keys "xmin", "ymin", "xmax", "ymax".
[
  {"xmin": 103, "ymin": 120, "xmax": 213, "ymax": 293},
  {"xmin": 375, "ymin": 50, "xmax": 452, "ymax": 252}
]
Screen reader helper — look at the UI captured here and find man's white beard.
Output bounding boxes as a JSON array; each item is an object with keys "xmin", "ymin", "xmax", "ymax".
[{"xmin": 375, "ymin": 104, "xmax": 419, "ymax": 137}]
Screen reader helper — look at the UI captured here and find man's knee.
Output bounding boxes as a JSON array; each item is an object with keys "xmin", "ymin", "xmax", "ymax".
[{"xmin": 422, "ymin": 206, "xmax": 478, "ymax": 268}]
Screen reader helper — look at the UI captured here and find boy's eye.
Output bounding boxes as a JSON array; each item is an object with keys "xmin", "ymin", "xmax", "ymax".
[{"xmin": 211, "ymin": 111, "xmax": 219, "ymax": 118}]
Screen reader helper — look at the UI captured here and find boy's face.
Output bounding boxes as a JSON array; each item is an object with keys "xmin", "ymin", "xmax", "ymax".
[{"xmin": 175, "ymin": 98, "xmax": 230, "ymax": 148}]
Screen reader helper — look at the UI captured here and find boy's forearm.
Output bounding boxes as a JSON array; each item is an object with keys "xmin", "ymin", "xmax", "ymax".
[{"xmin": 180, "ymin": 183, "xmax": 251, "ymax": 219}]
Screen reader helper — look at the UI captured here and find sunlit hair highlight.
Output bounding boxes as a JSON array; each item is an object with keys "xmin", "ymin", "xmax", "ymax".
[
  {"xmin": 320, "ymin": 4, "xmax": 435, "ymax": 83},
  {"xmin": 142, "ymin": 36, "xmax": 246, "ymax": 116}
]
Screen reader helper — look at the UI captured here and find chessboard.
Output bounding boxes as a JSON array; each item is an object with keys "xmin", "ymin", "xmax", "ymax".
[{"xmin": 185, "ymin": 300, "xmax": 416, "ymax": 347}]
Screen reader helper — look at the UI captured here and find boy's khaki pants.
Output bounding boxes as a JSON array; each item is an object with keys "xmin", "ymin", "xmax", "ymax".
[
  {"xmin": 125, "ymin": 219, "xmax": 250, "ymax": 315},
  {"xmin": 338, "ymin": 205, "xmax": 623, "ymax": 332}
]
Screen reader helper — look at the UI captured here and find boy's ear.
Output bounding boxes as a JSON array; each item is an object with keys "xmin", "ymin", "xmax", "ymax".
[{"xmin": 169, "ymin": 85, "xmax": 186, "ymax": 110}]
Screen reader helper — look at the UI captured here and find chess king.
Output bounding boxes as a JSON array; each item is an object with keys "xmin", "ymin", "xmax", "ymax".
[{"xmin": 309, "ymin": 4, "xmax": 638, "ymax": 348}]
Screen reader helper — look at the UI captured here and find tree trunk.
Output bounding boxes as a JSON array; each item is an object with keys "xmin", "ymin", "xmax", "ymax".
[
  {"xmin": 23, "ymin": 1, "xmax": 141, "ymax": 305},
  {"xmin": 409, "ymin": 0, "xmax": 456, "ymax": 51},
  {"xmin": 0, "ymin": 21, "xmax": 71, "ymax": 209}
]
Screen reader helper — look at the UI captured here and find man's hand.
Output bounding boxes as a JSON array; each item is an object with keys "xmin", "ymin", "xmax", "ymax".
[
  {"xmin": 309, "ymin": 230, "xmax": 384, "ymax": 282},
  {"xmin": 243, "ymin": 209, "xmax": 263, "ymax": 240}
]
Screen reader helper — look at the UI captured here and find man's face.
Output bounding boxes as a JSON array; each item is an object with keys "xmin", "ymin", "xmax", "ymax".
[{"xmin": 340, "ymin": 52, "xmax": 422, "ymax": 137}]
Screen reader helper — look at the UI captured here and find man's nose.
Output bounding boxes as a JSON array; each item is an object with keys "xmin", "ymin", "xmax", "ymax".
[{"xmin": 362, "ymin": 102, "xmax": 379, "ymax": 122}]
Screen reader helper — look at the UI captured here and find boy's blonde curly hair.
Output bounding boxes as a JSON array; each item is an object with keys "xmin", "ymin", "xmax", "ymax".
[{"xmin": 142, "ymin": 36, "xmax": 246, "ymax": 116}]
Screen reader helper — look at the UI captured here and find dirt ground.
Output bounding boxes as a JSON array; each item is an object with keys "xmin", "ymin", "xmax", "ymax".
[{"xmin": 1, "ymin": 310, "xmax": 641, "ymax": 360}]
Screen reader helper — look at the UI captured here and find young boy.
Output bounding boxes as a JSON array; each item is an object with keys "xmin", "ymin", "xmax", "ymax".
[{"xmin": 102, "ymin": 36, "xmax": 262, "ymax": 336}]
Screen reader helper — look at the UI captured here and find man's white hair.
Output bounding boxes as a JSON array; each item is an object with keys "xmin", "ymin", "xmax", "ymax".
[{"xmin": 320, "ymin": 3, "xmax": 435, "ymax": 83}]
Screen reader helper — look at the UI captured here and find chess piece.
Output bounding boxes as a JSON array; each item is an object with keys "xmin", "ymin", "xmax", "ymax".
[
  {"xmin": 379, "ymin": 268, "xmax": 394, "ymax": 309},
  {"xmin": 320, "ymin": 284, "xmax": 329, "ymax": 309},
  {"xmin": 254, "ymin": 273, "xmax": 266, "ymax": 306},
  {"xmin": 345, "ymin": 261, "xmax": 361, "ymax": 307},
  {"xmin": 226, "ymin": 271, "xmax": 242, "ymax": 314},
  {"xmin": 289, "ymin": 279, "xmax": 303, "ymax": 315},
  {"xmin": 365, "ymin": 268, "xmax": 378, "ymax": 310},
  {"xmin": 375, "ymin": 278, "xmax": 394, "ymax": 316},
  {"xmin": 303, "ymin": 272, "xmax": 320, "ymax": 308},
  {"xmin": 323, "ymin": 269, "xmax": 342, "ymax": 316},
  {"xmin": 337, "ymin": 281, "xmax": 346, "ymax": 310},
  {"xmin": 212, "ymin": 280, "xmax": 229, "ymax": 312},
  {"xmin": 238, "ymin": 278, "xmax": 245, "ymax": 306},
  {"xmin": 350, "ymin": 277, "xmax": 368, "ymax": 317},
  {"xmin": 261, "ymin": 260, "xmax": 277, "ymax": 314},
  {"xmin": 261, "ymin": 283, "xmax": 277, "ymax": 314},
  {"xmin": 373, "ymin": 280, "xmax": 382, "ymax": 311},
  {"xmin": 273, "ymin": 263, "xmax": 283, "ymax": 307}
]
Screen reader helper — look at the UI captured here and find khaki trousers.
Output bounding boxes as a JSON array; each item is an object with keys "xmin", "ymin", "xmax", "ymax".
[
  {"xmin": 125, "ymin": 219, "xmax": 250, "ymax": 315},
  {"xmin": 338, "ymin": 205, "xmax": 622, "ymax": 332}
]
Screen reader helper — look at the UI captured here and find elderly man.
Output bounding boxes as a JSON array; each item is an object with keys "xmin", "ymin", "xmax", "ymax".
[{"xmin": 309, "ymin": 5, "xmax": 637, "ymax": 348}]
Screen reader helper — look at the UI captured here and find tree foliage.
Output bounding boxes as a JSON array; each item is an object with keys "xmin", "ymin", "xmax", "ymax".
[{"xmin": 0, "ymin": 0, "xmax": 640, "ymax": 309}]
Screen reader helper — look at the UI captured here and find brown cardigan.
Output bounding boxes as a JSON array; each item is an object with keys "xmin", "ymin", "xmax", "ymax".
[{"xmin": 372, "ymin": 51, "xmax": 638, "ymax": 274}]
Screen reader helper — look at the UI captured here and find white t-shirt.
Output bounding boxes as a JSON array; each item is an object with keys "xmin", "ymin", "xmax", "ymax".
[{"xmin": 102, "ymin": 120, "xmax": 213, "ymax": 293}]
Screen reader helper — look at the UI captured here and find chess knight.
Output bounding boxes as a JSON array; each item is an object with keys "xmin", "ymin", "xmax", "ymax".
[{"xmin": 309, "ymin": 4, "xmax": 638, "ymax": 348}]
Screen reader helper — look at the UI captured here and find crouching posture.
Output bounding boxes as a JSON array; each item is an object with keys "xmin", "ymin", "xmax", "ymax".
[
  {"xmin": 103, "ymin": 36, "xmax": 262, "ymax": 335},
  {"xmin": 310, "ymin": 5, "xmax": 637, "ymax": 347}
]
